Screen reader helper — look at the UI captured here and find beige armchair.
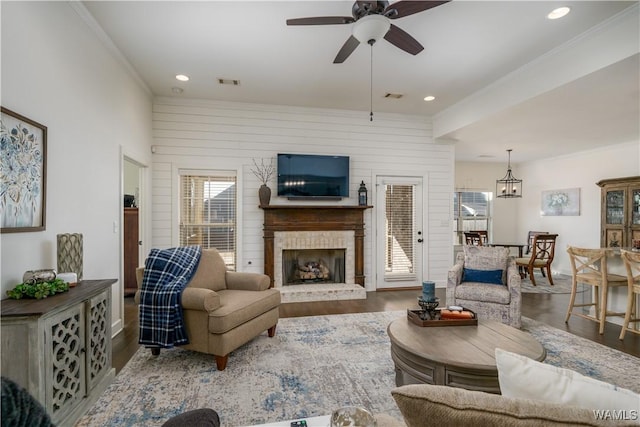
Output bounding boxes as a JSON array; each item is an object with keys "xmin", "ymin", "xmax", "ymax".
[
  {"xmin": 135, "ymin": 248, "xmax": 281, "ymax": 370},
  {"xmin": 447, "ymin": 245, "xmax": 522, "ymax": 328}
]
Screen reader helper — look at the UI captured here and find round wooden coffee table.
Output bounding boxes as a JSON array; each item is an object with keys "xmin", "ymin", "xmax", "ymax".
[{"xmin": 387, "ymin": 318, "xmax": 546, "ymax": 394}]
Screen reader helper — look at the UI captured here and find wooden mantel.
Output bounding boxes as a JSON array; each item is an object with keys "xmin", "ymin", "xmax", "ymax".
[{"xmin": 260, "ymin": 205, "xmax": 373, "ymax": 288}]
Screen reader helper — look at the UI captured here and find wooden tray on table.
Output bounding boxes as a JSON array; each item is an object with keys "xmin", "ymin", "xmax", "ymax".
[{"xmin": 407, "ymin": 308, "xmax": 478, "ymax": 327}]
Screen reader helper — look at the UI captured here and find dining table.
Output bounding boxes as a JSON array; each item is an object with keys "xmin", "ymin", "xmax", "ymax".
[{"xmin": 488, "ymin": 242, "xmax": 527, "ymax": 258}]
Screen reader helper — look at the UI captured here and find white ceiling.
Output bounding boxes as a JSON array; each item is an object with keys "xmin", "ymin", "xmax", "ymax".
[{"xmin": 82, "ymin": 0, "xmax": 639, "ymax": 163}]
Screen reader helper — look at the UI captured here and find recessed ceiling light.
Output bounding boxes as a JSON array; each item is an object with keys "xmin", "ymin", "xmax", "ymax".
[
  {"xmin": 423, "ymin": 95, "xmax": 436, "ymax": 102},
  {"xmin": 175, "ymin": 74, "xmax": 190, "ymax": 82},
  {"xmin": 547, "ymin": 7, "xmax": 570, "ymax": 20}
]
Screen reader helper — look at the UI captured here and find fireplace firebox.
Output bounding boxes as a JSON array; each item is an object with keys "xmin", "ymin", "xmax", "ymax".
[{"xmin": 282, "ymin": 249, "xmax": 346, "ymax": 286}]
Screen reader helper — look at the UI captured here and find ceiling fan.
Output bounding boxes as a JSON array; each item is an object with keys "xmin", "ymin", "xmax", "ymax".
[{"xmin": 286, "ymin": 1, "xmax": 450, "ymax": 63}]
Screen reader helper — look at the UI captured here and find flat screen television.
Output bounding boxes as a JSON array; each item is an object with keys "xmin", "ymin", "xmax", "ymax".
[{"xmin": 277, "ymin": 153, "xmax": 349, "ymax": 199}]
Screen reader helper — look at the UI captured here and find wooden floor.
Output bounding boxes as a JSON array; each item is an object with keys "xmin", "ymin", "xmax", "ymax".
[{"xmin": 113, "ymin": 289, "xmax": 639, "ymax": 374}]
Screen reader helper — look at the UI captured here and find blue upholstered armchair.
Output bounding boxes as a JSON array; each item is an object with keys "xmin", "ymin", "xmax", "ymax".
[{"xmin": 446, "ymin": 246, "xmax": 522, "ymax": 328}]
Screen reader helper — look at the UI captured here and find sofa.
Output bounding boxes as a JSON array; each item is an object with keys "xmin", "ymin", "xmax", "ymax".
[
  {"xmin": 372, "ymin": 385, "xmax": 636, "ymax": 427},
  {"xmin": 374, "ymin": 349, "xmax": 639, "ymax": 427},
  {"xmin": 135, "ymin": 248, "xmax": 281, "ymax": 370}
]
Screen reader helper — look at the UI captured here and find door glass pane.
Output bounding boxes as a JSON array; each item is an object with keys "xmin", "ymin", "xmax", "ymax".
[
  {"xmin": 633, "ymin": 189, "xmax": 640, "ymax": 225},
  {"xmin": 605, "ymin": 190, "xmax": 624, "ymax": 225},
  {"xmin": 384, "ymin": 184, "xmax": 415, "ymax": 279}
]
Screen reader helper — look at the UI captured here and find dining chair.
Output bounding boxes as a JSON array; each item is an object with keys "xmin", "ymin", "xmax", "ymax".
[
  {"xmin": 525, "ymin": 231, "xmax": 548, "ymax": 254},
  {"xmin": 469, "ymin": 230, "xmax": 488, "ymax": 245},
  {"xmin": 515, "ymin": 234, "xmax": 558, "ymax": 285},
  {"xmin": 565, "ymin": 246, "xmax": 627, "ymax": 334},
  {"xmin": 464, "ymin": 232, "xmax": 483, "ymax": 246},
  {"xmin": 525, "ymin": 231, "xmax": 548, "ymax": 276},
  {"xmin": 619, "ymin": 249, "xmax": 640, "ymax": 339}
]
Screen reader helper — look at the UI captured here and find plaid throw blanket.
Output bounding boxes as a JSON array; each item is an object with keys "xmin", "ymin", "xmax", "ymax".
[{"xmin": 138, "ymin": 246, "xmax": 202, "ymax": 348}]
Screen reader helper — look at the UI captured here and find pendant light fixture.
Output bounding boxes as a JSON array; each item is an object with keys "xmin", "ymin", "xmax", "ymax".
[{"xmin": 496, "ymin": 149, "xmax": 523, "ymax": 198}]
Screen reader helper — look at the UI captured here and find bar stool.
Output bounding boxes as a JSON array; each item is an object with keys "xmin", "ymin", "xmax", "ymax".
[
  {"xmin": 619, "ymin": 249, "xmax": 640, "ymax": 340},
  {"xmin": 565, "ymin": 246, "xmax": 627, "ymax": 334}
]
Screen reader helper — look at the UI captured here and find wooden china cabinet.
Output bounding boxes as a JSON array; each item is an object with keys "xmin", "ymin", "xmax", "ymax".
[{"xmin": 597, "ymin": 176, "xmax": 640, "ymax": 248}]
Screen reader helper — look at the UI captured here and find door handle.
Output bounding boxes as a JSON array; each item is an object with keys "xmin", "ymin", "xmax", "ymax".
[{"xmin": 417, "ymin": 239, "xmax": 423, "ymax": 243}]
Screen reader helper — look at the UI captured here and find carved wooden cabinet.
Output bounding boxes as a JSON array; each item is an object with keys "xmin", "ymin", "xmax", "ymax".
[
  {"xmin": 597, "ymin": 176, "xmax": 640, "ymax": 248},
  {"xmin": 1, "ymin": 279, "xmax": 116, "ymax": 426}
]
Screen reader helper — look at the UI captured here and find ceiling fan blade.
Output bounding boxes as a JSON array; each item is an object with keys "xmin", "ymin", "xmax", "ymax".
[
  {"xmin": 384, "ymin": 24, "xmax": 424, "ymax": 55},
  {"xmin": 333, "ymin": 35, "xmax": 360, "ymax": 64},
  {"xmin": 286, "ymin": 16, "xmax": 355, "ymax": 26},
  {"xmin": 384, "ymin": 1, "xmax": 450, "ymax": 19}
]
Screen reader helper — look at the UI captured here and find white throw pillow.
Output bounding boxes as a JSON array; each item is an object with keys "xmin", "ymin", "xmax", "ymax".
[{"xmin": 495, "ymin": 348, "xmax": 640, "ymax": 413}]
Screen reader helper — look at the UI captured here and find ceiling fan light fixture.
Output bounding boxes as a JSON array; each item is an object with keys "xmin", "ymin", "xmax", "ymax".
[{"xmin": 352, "ymin": 15, "xmax": 390, "ymax": 44}]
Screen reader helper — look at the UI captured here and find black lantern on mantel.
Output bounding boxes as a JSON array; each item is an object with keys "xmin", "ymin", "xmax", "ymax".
[{"xmin": 358, "ymin": 181, "xmax": 368, "ymax": 206}]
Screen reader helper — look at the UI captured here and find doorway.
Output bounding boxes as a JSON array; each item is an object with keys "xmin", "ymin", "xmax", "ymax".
[
  {"xmin": 123, "ymin": 158, "xmax": 142, "ymax": 297},
  {"xmin": 376, "ymin": 176, "xmax": 424, "ymax": 289}
]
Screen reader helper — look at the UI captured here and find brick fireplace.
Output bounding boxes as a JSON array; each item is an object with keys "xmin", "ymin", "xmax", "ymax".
[{"xmin": 260, "ymin": 205, "xmax": 370, "ymax": 302}]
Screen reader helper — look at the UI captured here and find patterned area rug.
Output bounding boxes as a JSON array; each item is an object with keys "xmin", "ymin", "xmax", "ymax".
[
  {"xmin": 520, "ymin": 272, "xmax": 587, "ymax": 294},
  {"xmin": 77, "ymin": 312, "xmax": 639, "ymax": 427}
]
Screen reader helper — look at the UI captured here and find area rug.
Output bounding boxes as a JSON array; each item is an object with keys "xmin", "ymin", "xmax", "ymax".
[
  {"xmin": 77, "ymin": 312, "xmax": 639, "ymax": 427},
  {"xmin": 520, "ymin": 272, "xmax": 587, "ymax": 294}
]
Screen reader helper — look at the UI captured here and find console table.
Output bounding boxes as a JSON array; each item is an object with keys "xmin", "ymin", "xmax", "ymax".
[{"xmin": 1, "ymin": 279, "xmax": 116, "ymax": 425}]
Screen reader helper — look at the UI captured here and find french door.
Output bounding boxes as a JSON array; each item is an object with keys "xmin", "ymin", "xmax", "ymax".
[{"xmin": 376, "ymin": 176, "xmax": 424, "ymax": 289}]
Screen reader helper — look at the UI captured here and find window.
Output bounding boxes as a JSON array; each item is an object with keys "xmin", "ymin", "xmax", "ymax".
[
  {"xmin": 179, "ymin": 171, "xmax": 236, "ymax": 270},
  {"xmin": 453, "ymin": 191, "xmax": 491, "ymax": 245}
]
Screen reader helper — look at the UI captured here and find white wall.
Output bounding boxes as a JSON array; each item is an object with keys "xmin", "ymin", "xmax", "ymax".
[
  {"xmin": 0, "ymin": 2, "xmax": 153, "ymax": 335},
  {"xmin": 150, "ymin": 97, "xmax": 455, "ymax": 289},
  {"xmin": 518, "ymin": 141, "xmax": 639, "ymax": 275},
  {"xmin": 456, "ymin": 142, "xmax": 639, "ymax": 273},
  {"xmin": 124, "ymin": 160, "xmax": 140, "ymax": 201},
  {"xmin": 455, "ymin": 161, "xmax": 521, "ymax": 243}
]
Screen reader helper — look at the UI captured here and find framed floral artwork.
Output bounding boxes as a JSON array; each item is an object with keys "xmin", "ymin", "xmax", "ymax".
[
  {"xmin": 1, "ymin": 107, "xmax": 47, "ymax": 232},
  {"xmin": 541, "ymin": 188, "xmax": 580, "ymax": 216}
]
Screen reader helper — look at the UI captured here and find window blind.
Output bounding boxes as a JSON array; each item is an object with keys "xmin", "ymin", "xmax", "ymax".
[
  {"xmin": 453, "ymin": 191, "xmax": 491, "ymax": 245},
  {"xmin": 179, "ymin": 171, "xmax": 237, "ymax": 270},
  {"xmin": 385, "ymin": 184, "xmax": 416, "ymax": 278}
]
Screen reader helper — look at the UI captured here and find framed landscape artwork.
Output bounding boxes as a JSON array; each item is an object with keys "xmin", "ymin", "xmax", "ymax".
[
  {"xmin": 541, "ymin": 188, "xmax": 580, "ymax": 216},
  {"xmin": 1, "ymin": 107, "xmax": 47, "ymax": 232}
]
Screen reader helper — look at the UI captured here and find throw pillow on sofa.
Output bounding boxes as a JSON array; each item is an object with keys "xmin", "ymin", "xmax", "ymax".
[
  {"xmin": 495, "ymin": 348, "xmax": 640, "ymax": 413},
  {"xmin": 391, "ymin": 384, "xmax": 627, "ymax": 427}
]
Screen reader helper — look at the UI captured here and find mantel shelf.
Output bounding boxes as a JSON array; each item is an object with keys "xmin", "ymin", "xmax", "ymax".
[{"xmin": 259, "ymin": 205, "xmax": 373, "ymax": 210}]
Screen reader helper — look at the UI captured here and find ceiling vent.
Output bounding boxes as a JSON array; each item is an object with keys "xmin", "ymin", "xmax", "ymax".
[
  {"xmin": 218, "ymin": 78, "xmax": 241, "ymax": 86},
  {"xmin": 384, "ymin": 93, "xmax": 403, "ymax": 99}
]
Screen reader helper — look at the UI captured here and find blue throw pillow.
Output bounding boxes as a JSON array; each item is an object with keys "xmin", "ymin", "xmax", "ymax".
[{"xmin": 462, "ymin": 268, "xmax": 504, "ymax": 285}]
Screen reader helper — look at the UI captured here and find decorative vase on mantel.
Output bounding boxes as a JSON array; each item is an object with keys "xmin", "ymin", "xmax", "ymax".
[{"xmin": 259, "ymin": 184, "xmax": 271, "ymax": 206}]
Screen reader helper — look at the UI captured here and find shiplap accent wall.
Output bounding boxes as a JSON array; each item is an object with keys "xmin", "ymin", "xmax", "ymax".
[{"xmin": 151, "ymin": 97, "xmax": 454, "ymax": 290}]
